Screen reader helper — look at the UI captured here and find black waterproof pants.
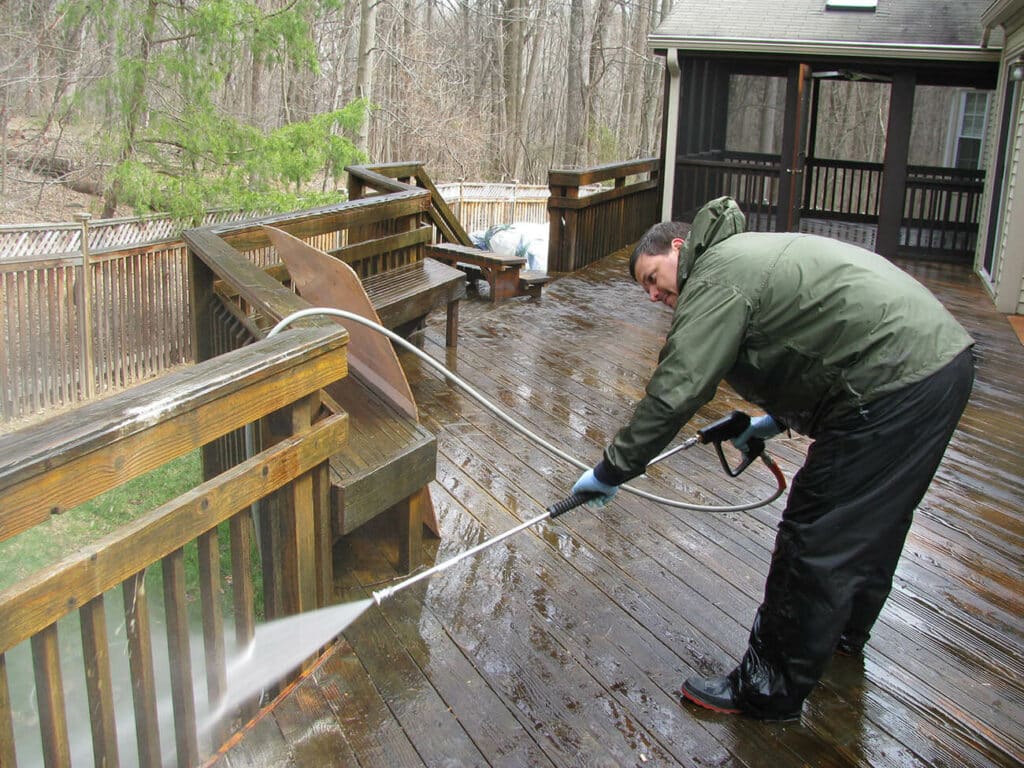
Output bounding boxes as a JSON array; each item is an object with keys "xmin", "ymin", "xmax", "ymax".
[{"xmin": 731, "ymin": 348, "xmax": 975, "ymax": 718}]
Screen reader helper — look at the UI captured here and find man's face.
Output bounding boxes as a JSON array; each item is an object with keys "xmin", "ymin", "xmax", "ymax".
[{"xmin": 634, "ymin": 239, "xmax": 682, "ymax": 308}]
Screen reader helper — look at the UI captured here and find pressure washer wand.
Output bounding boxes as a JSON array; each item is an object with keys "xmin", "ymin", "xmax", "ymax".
[{"xmin": 371, "ymin": 492, "xmax": 600, "ymax": 606}]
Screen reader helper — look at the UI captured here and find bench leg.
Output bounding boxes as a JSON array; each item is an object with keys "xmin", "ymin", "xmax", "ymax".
[
  {"xmin": 394, "ymin": 492, "xmax": 424, "ymax": 573},
  {"xmin": 446, "ymin": 299, "xmax": 459, "ymax": 348},
  {"xmin": 488, "ymin": 268, "xmax": 521, "ymax": 304}
]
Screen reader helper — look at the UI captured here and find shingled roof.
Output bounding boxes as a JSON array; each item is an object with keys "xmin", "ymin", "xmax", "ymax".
[{"xmin": 650, "ymin": 0, "xmax": 1004, "ymax": 61}]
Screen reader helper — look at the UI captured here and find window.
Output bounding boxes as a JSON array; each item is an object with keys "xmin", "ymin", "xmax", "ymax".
[{"xmin": 950, "ymin": 91, "xmax": 990, "ymax": 170}]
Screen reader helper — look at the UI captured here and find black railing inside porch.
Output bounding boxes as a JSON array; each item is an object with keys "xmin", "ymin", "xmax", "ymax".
[{"xmin": 674, "ymin": 151, "xmax": 984, "ymax": 262}]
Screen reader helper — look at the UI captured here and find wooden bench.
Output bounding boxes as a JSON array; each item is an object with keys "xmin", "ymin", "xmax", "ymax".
[
  {"xmin": 361, "ymin": 257, "xmax": 466, "ymax": 347},
  {"xmin": 426, "ymin": 242, "xmax": 551, "ymax": 304},
  {"xmin": 257, "ymin": 227, "xmax": 448, "ymax": 574},
  {"xmin": 263, "ymin": 256, "xmax": 466, "ymax": 348},
  {"xmin": 319, "ymin": 376, "xmax": 435, "ymax": 572}
]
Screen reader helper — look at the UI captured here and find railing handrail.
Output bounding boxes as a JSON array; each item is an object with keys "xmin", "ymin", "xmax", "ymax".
[
  {"xmin": 806, "ymin": 156, "xmax": 986, "ymax": 184},
  {"xmin": 548, "ymin": 157, "xmax": 659, "ymax": 188},
  {"xmin": 805, "ymin": 157, "xmax": 880, "ymax": 171},
  {"xmin": 0, "ymin": 325, "xmax": 347, "ymax": 654},
  {"xmin": 0, "ymin": 326, "xmax": 345, "ymax": 512}
]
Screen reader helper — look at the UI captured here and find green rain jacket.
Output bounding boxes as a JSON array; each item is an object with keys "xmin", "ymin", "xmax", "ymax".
[{"xmin": 599, "ymin": 196, "xmax": 973, "ymax": 485}]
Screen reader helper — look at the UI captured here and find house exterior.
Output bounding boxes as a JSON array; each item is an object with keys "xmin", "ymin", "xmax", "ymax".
[
  {"xmin": 648, "ymin": 0, "xmax": 1003, "ymax": 265},
  {"xmin": 979, "ymin": 0, "xmax": 1024, "ymax": 314}
]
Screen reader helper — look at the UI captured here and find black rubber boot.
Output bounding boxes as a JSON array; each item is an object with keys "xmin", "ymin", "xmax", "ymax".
[
  {"xmin": 680, "ymin": 674, "xmax": 802, "ymax": 721},
  {"xmin": 679, "ymin": 675, "xmax": 742, "ymax": 715}
]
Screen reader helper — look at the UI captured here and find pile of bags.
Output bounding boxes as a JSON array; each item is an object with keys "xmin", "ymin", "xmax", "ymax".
[{"xmin": 470, "ymin": 222, "xmax": 548, "ymax": 273}]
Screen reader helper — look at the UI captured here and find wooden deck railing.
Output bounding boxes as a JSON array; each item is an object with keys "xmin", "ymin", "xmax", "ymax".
[
  {"xmin": 0, "ymin": 235, "xmax": 194, "ymax": 421},
  {"xmin": 674, "ymin": 152, "xmax": 982, "ymax": 261},
  {"xmin": 546, "ymin": 158, "xmax": 660, "ymax": 273},
  {"xmin": 436, "ymin": 182, "xmax": 550, "ymax": 233},
  {"xmin": 674, "ymin": 152, "xmax": 780, "ymax": 230},
  {"xmin": 0, "ymin": 210, "xmax": 273, "ymax": 424},
  {"xmin": 0, "ymin": 321, "xmax": 348, "ymax": 767},
  {"xmin": 901, "ymin": 165, "xmax": 984, "ymax": 258},
  {"xmin": 0, "ymin": 194, "xmax": 424, "ymax": 425},
  {"xmin": 804, "ymin": 158, "xmax": 883, "ymax": 221},
  {"xmin": 346, "ymin": 161, "xmax": 474, "ymax": 248},
  {"xmin": 0, "ymin": 185, "xmax": 458, "ymax": 767},
  {"xmin": 182, "ymin": 193, "xmax": 436, "ymax": 503}
]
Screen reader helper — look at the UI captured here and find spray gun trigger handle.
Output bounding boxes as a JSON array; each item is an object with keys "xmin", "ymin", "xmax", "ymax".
[{"xmin": 713, "ymin": 435, "xmax": 765, "ymax": 477}]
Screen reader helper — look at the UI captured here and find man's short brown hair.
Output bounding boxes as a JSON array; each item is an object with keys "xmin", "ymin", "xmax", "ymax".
[{"xmin": 629, "ymin": 221, "xmax": 690, "ymax": 280}]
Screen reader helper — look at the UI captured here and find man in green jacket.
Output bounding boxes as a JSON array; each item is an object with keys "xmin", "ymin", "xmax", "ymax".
[{"xmin": 572, "ymin": 196, "xmax": 974, "ymax": 721}]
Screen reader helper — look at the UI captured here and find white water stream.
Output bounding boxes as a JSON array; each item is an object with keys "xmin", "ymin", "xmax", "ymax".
[{"xmin": 209, "ymin": 598, "xmax": 374, "ymax": 723}]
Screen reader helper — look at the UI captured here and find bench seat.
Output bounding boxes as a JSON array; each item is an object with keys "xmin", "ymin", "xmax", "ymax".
[
  {"xmin": 519, "ymin": 270, "xmax": 550, "ymax": 299},
  {"xmin": 362, "ymin": 257, "xmax": 466, "ymax": 347}
]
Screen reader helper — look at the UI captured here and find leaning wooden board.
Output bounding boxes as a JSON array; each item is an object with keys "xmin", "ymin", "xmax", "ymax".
[{"xmin": 264, "ymin": 225, "xmax": 439, "ymax": 535}]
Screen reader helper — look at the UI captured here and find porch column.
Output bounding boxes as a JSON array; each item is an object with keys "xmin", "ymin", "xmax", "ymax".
[
  {"xmin": 661, "ymin": 48, "xmax": 682, "ymax": 221},
  {"xmin": 778, "ymin": 63, "xmax": 812, "ymax": 232},
  {"xmin": 877, "ymin": 71, "xmax": 916, "ymax": 258}
]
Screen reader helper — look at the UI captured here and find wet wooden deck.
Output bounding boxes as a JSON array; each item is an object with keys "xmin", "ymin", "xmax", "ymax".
[{"xmin": 212, "ymin": 250, "xmax": 1023, "ymax": 767}]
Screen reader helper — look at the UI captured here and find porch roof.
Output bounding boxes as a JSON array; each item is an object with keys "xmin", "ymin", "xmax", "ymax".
[{"xmin": 650, "ymin": 0, "xmax": 1004, "ymax": 64}]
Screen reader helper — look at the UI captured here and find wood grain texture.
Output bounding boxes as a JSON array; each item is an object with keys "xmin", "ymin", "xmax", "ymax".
[{"xmin": 169, "ymin": 247, "xmax": 1024, "ymax": 767}]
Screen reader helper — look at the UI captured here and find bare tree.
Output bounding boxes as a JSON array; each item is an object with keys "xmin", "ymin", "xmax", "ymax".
[{"xmin": 355, "ymin": 0, "xmax": 378, "ymax": 154}]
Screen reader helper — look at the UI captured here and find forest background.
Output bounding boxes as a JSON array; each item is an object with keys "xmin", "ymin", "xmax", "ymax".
[{"xmin": 1, "ymin": 0, "xmax": 959, "ymax": 226}]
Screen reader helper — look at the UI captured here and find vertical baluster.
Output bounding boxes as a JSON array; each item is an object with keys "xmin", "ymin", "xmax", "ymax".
[
  {"xmin": 1, "ymin": 653, "xmax": 17, "ymax": 768},
  {"xmin": 162, "ymin": 548, "xmax": 199, "ymax": 766},
  {"xmin": 31, "ymin": 624, "xmax": 71, "ymax": 767},
  {"xmin": 76, "ymin": 213, "xmax": 95, "ymax": 400},
  {"xmin": 123, "ymin": 571, "xmax": 161, "ymax": 767},
  {"xmin": 199, "ymin": 527, "xmax": 227, "ymax": 749},
  {"xmin": 80, "ymin": 596, "xmax": 120, "ymax": 767},
  {"xmin": 0, "ymin": 273, "xmax": 9, "ymax": 420},
  {"xmin": 854, "ymin": 167, "xmax": 864, "ymax": 217}
]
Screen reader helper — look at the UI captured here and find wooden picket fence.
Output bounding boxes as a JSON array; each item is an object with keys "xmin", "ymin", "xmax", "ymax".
[
  {"xmin": 435, "ymin": 182, "xmax": 551, "ymax": 234},
  {"xmin": 0, "ymin": 211, "xmax": 312, "ymax": 424}
]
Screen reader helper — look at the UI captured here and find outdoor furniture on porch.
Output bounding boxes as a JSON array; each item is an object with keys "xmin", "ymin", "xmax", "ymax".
[{"xmin": 426, "ymin": 242, "xmax": 550, "ymax": 303}]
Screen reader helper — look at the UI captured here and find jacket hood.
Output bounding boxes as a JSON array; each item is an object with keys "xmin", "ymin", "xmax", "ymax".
[{"xmin": 679, "ymin": 196, "xmax": 746, "ymax": 285}]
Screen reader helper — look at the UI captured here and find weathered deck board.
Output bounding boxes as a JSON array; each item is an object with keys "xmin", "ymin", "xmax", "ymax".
[{"xmin": 212, "ymin": 248, "xmax": 1024, "ymax": 767}]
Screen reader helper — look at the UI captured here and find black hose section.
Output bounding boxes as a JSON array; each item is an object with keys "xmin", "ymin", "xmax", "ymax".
[{"xmin": 546, "ymin": 492, "xmax": 603, "ymax": 517}]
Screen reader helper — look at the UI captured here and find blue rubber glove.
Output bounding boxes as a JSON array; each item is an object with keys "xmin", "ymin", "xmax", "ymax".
[
  {"xmin": 731, "ymin": 414, "xmax": 783, "ymax": 453},
  {"xmin": 572, "ymin": 468, "xmax": 619, "ymax": 508}
]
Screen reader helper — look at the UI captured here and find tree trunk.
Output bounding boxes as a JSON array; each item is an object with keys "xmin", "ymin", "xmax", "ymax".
[
  {"xmin": 104, "ymin": 0, "xmax": 158, "ymax": 217},
  {"xmin": 500, "ymin": 0, "xmax": 522, "ymax": 178},
  {"xmin": 354, "ymin": 0, "xmax": 377, "ymax": 155},
  {"xmin": 563, "ymin": 0, "xmax": 586, "ymax": 166},
  {"xmin": 584, "ymin": 0, "xmax": 611, "ymax": 161}
]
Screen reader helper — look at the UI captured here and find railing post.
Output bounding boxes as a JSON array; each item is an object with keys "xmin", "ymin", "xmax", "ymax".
[
  {"xmin": 547, "ymin": 176, "xmax": 579, "ymax": 274},
  {"xmin": 76, "ymin": 212, "xmax": 95, "ymax": 400},
  {"xmin": 260, "ymin": 392, "xmax": 324, "ymax": 623}
]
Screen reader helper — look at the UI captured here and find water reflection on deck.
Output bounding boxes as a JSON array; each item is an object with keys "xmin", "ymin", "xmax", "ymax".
[{"xmin": 212, "ymin": 248, "xmax": 1023, "ymax": 768}]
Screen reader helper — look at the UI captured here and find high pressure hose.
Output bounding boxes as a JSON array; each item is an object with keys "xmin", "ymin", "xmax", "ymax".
[{"xmin": 268, "ymin": 308, "xmax": 786, "ymax": 514}]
